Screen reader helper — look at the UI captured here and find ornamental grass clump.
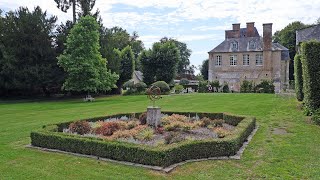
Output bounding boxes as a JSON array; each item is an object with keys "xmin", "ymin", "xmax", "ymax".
[{"xmin": 136, "ymin": 127, "xmax": 154, "ymax": 140}]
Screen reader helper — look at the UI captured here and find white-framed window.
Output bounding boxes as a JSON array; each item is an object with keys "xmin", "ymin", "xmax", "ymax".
[
  {"xmin": 243, "ymin": 54, "xmax": 250, "ymax": 66},
  {"xmin": 249, "ymin": 40, "xmax": 256, "ymax": 49},
  {"xmin": 231, "ymin": 41, "xmax": 238, "ymax": 50},
  {"xmin": 215, "ymin": 55, "xmax": 222, "ymax": 66},
  {"xmin": 230, "ymin": 55, "xmax": 237, "ymax": 66},
  {"xmin": 256, "ymin": 54, "xmax": 263, "ymax": 66}
]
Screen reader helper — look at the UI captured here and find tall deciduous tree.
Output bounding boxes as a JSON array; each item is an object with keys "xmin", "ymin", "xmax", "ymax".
[
  {"xmin": 115, "ymin": 46, "xmax": 135, "ymax": 92},
  {"xmin": 140, "ymin": 41, "xmax": 180, "ymax": 85},
  {"xmin": 200, "ymin": 59, "xmax": 209, "ymax": 80},
  {"xmin": 54, "ymin": 0, "xmax": 96, "ymax": 23},
  {"xmin": 100, "ymin": 27, "xmax": 144, "ymax": 73},
  {"xmin": 139, "ymin": 50, "xmax": 154, "ymax": 85},
  {"xmin": 58, "ymin": 15, "xmax": 118, "ymax": 93},
  {"xmin": 272, "ymin": 21, "xmax": 308, "ymax": 80},
  {"xmin": 55, "ymin": 20, "xmax": 74, "ymax": 55},
  {"xmin": 0, "ymin": 7, "xmax": 61, "ymax": 96},
  {"xmin": 160, "ymin": 37, "xmax": 191, "ymax": 75}
]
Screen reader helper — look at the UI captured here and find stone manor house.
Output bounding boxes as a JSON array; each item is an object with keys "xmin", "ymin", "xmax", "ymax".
[{"xmin": 208, "ymin": 22, "xmax": 290, "ymax": 93}]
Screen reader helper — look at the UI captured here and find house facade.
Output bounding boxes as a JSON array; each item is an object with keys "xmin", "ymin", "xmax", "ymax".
[{"xmin": 208, "ymin": 22, "xmax": 290, "ymax": 93}]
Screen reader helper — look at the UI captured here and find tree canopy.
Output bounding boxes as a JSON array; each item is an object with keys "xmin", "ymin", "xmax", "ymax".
[
  {"xmin": 0, "ymin": 7, "xmax": 62, "ymax": 95},
  {"xmin": 57, "ymin": 15, "xmax": 118, "ymax": 93},
  {"xmin": 160, "ymin": 37, "xmax": 191, "ymax": 75},
  {"xmin": 200, "ymin": 59, "xmax": 209, "ymax": 80},
  {"xmin": 54, "ymin": 0, "xmax": 97, "ymax": 23},
  {"xmin": 113, "ymin": 45, "xmax": 135, "ymax": 91},
  {"xmin": 272, "ymin": 21, "xmax": 309, "ymax": 80},
  {"xmin": 140, "ymin": 41, "xmax": 180, "ymax": 85}
]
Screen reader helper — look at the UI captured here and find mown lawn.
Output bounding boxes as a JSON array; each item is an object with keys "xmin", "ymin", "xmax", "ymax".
[{"xmin": 0, "ymin": 93, "xmax": 319, "ymax": 179}]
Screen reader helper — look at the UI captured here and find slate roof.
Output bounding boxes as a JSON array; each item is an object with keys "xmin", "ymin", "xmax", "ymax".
[
  {"xmin": 133, "ymin": 71, "xmax": 143, "ymax": 81},
  {"xmin": 296, "ymin": 25, "xmax": 320, "ymax": 45},
  {"xmin": 239, "ymin": 27, "xmax": 259, "ymax": 37},
  {"xmin": 209, "ymin": 37, "xmax": 288, "ymax": 53},
  {"xmin": 208, "ymin": 26, "xmax": 290, "ymax": 61}
]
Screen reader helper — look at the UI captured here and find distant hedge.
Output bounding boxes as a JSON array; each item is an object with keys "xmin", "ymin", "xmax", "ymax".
[
  {"xmin": 294, "ymin": 54, "xmax": 303, "ymax": 101},
  {"xmin": 301, "ymin": 41, "xmax": 320, "ymax": 113},
  {"xmin": 31, "ymin": 112, "xmax": 256, "ymax": 167},
  {"xmin": 152, "ymin": 81, "xmax": 170, "ymax": 94}
]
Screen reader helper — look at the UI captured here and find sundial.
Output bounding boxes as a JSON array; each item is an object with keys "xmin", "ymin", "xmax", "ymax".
[{"xmin": 146, "ymin": 85, "xmax": 162, "ymax": 107}]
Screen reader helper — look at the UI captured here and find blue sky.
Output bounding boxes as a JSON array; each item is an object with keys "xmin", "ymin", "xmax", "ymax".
[{"xmin": 1, "ymin": 0, "xmax": 319, "ymax": 74}]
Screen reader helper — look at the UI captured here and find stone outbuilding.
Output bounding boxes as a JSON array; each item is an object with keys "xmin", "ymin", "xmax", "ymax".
[{"xmin": 208, "ymin": 22, "xmax": 290, "ymax": 93}]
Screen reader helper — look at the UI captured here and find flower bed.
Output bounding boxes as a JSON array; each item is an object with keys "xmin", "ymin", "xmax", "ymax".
[{"xmin": 30, "ymin": 112, "xmax": 256, "ymax": 167}]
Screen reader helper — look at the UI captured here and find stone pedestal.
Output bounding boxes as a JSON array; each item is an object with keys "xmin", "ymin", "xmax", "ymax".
[{"xmin": 146, "ymin": 106, "xmax": 161, "ymax": 127}]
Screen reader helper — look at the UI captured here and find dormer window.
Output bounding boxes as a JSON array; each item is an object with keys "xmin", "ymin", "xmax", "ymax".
[
  {"xmin": 231, "ymin": 41, "xmax": 238, "ymax": 50},
  {"xmin": 249, "ymin": 40, "xmax": 256, "ymax": 49}
]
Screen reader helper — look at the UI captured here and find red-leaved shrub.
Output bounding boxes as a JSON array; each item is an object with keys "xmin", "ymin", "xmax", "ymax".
[
  {"xmin": 69, "ymin": 121, "xmax": 91, "ymax": 135},
  {"xmin": 95, "ymin": 121, "xmax": 120, "ymax": 136}
]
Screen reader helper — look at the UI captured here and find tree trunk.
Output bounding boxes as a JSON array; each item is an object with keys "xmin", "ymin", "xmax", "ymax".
[{"xmin": 72, "ymin": 0, "xmax": 76, "ymax": 23}]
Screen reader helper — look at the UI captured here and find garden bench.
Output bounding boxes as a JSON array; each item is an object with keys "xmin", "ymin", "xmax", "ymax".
[{"xmin": 83, "ymin": 95, "xmax": 95, "ymax": 102}]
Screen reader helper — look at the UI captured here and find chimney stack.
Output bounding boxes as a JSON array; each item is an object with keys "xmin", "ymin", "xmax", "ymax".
[
  {"xmin": 246, "ymin": 22, "xmax": 255, "ymax": 37},
  {"xmin": 263, "ymin": 23, "xmax": 273, "ymax": 50},
  {"xmin": 225, "ymin": 23, "xmax": 240, "ymax": 39},
  {"xmin": 232, "ymin": 23, "xmax": 240, "ymax": 31}
]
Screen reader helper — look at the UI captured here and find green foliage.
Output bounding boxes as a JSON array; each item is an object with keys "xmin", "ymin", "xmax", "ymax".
[
  {"xmin": 117, "ymin": 45, "xmax": 135, "ymax": 88},
  {"xmin": 54, "ymin": 0, "xmax": 97, "ymax": 23},
  {"xmin": 122, "ymin": 81, "xmax": 147, "ymax": 96},
  {"xmin": 222, "ymin": 83, "xmax": 230, "ymax": 93},
  {"xmin": 140, "ymin": 42, "xmax": 180, "ymax": 85},
  {"xmin": 100, "ymin": 27, "xmax": 144, "ymax": 75},
  {"xmin": 152, "ymin": 81, "xmax": 170, "ymax": 94},
  {"xmin": 311, "ymin": 110, "xmax": 320, "ymax": 125},
  {"xmin": 30, "ymin": 112, "xmax": 255, "ymax": 167},
  {"xmin": 55, "ymin": 20, "xmax": 74, "ymax": 55},
  {"xmin": 240, "ymin": 80, "xmax": 254, "ymax": 93},
  {"xmin": 210, "ymin": 80, "xmax": 220, "ymax": 91},
  {"xmin": 160, "ymin": 37, "xmax": 192, "ymax": 75},
  {"xmin": 294, "ymin": 54, "xmax": 304, "ymax": 101},
  {"xmin": 123, "ymin": 80, "xmax": 134, "ymax": 89},
  {"xmin": 273, "ymin": 21, "xmax": 309, "ymax": 80},
  {"xmin": 136, "ymin": 127, "xmax": 154, "ymax": 140},
  {"xmin": 57, "ymin": 16, "xmax": 118, "ymax": 93},
  {"xmin": 0, "ymin": 7, "xmax": 63, "ymax": 96},
  {"xmin": 254, "ymin": 80, "xmax": 275, "ymax": 93},
  {"xmin": 301, "ymin": 41, "xmax": 320, "ymax": 113},
  {"xmin": 134, "ymin": 82, "xmax": 147, "ymax": 92},
  {"xmin": 200, "ymin": 59, "xmax": 209, "ymax": 80},
  {"xmin": 198, "ymin": 80, "xmax": 209, "ymax": 93},
  {"xmin": 174, "ymin": 84, "xmax": 184, "ymax": 94},
  {"xmin": 179, "ymin": 78, "xmax": 189, "ymax": 86}
]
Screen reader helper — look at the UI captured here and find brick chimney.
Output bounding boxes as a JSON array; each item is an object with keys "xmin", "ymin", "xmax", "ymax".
[
  {"xmin": 225, "ymin": 23, "xmax": 240, "ymax": 39},
  {"xmin": 263, "ymin": 23, "xmax": 273, "ymax": 50},
  {"xmin": 232, "ymin": 23, "xmax": 240, "ymax": 31},
  {"xmin": 246, "ymin": 22, "xmax": 255, "ymax": 37}
]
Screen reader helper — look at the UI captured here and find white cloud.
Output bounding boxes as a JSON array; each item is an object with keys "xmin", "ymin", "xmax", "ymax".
[{"xmin": 1, "ymin": 0, "xmax": 319, "ymax": 70}]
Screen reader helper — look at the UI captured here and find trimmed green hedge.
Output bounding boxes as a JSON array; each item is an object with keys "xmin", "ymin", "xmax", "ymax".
[
  {"xmin": 294, "ymin": 54, "xmax": 304, "ymax": 101},
  {"xmin": 31, "ymin": 112, "xmax": 256, "ymax": 167},
  {"xmin": 301, "ymin": 41, "xmax": 320, "ymax": 113}
]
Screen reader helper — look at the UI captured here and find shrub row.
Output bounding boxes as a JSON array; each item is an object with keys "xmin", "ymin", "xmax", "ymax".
[
  {"xmin": 31, "ymin": 112, "xmax": 256, "ymax": 167},
  {"xmin": 294, "ymin": 54, "xmax": 304, "ymax": 101},
  {"xmin": 301, "ymin": 41, "xmax": 320, "ymax": 113}
]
